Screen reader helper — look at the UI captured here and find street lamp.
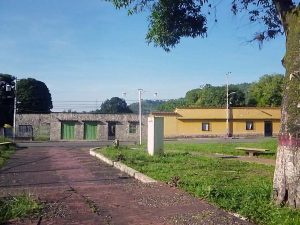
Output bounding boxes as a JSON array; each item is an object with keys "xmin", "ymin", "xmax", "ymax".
[
  {"xmin": 138, "ymin": 89, "xmax": 143, "ymax": 145},
  {"xmin": 122, "ymin": 89, "xmax": 143, "ymax": 145},
  {"xmin": 123, "ymin": 89, "xmax": 158, "ymax": 145},
  {"xmin": 226, "ymin": 72, "xmax": 235, "ymax": 138},
  {"xmin": 0, "ymin": 78, "xmax": 17, "ymax": 141}
]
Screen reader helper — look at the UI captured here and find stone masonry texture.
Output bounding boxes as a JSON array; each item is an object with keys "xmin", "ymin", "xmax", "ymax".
[{"xmin": 16, "ymin": 113, "xmax": 148, "ymax": 142}]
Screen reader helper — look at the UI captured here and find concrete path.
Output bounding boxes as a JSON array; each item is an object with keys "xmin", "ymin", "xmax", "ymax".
[{"xmin": 0, "ymin": 146, "xmax": 253, "ymax": 225}]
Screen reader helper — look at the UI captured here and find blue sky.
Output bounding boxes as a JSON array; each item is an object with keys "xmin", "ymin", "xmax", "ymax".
[{"xmin": 0, "ymin": 0, "xmax": 286, "ymax": 111}]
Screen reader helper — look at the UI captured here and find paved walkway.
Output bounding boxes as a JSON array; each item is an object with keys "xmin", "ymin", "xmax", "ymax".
[{"xmin": 0, "ymin": 146, "xmax": 253, "ymax": 225}]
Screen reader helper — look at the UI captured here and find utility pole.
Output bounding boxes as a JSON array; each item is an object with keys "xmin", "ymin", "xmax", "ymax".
[
  {"xmin": 138, "ymin": 89, "xmax": 143, "ymax": 145},
  {"xmin": 13, "ymin": 77, "xmax": 17, "ymax": 141},
  {"xmin": 226, "ymin": 72, "xmax": 231, "ymax": 138}
]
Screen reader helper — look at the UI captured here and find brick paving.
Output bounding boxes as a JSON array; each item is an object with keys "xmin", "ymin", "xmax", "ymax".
[{"xmin": 0, "ymin": 146, "xmax": 253, "ymax": 225}]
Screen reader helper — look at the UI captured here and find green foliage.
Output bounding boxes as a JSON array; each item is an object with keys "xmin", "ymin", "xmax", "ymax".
[
  {"xmin": 156, "ymin": 98, "xmax": 188, "ymax": 112},
  {"xmin": 249, "ymin": 74, "xmax": 284, "ymax": 107},
  {"xmin": 96, "ymin": 97, "xmax": 132, "ymax": 114},
  {"xmin": 17, "ymin": 78, "xmax": 53, "ymax": 113},
  {"xmin": 146, "ymin": 0, "xmax": 207, "ymax": 52},
  {"xmin": 109, "ymin": 0, "xmax": 286, "ymax": 51},
  {"xmin": 0, "ymin": 74, "xmax": 15, "ymax": 126},
  {"xmin": 0, "ymin": 194, "xmax": 41, "ymax": 223},
  {"xmin": 150, "ymin": 75, "xmax": 282, "ymax": 111},
  {"xmin": 99, "ymin": 144, "xmax": 300, "ymax": 225},
  {"xmin": 33, "ymin": 136, "xmax": 50, "ymax": 142},
  {"xmin": 128, "ymin": 100, "xmax": 165, "ymax": 114},
  {"xmin": 0, "ymin": 138, "xmax": 15, "ymax": 168}
]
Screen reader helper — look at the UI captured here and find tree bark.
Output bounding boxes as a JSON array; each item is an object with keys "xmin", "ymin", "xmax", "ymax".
[{"xmin": 273, "ymin": 6, "xmax": 300, "ymax": 208}]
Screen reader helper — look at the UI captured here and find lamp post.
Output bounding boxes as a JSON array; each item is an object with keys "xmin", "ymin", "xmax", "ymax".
[
  {"xmin": 13, "ymin": 78, "xmax": 17, "ymax": 141},
  {"xmin": 123, "ymin": 89, "xmax": 158, "ymax": 145},
  {"xmin": 122, "ymin": 89, "xmax": 143, "ymax": 145},
  {"xmin": 226, "ymin": 72, "xmax": 233, "ymax": 138},
  {"xmin": 1, "ymin": 77, "xmax": 17, "ymax": 141},
  {"xmin": 138, "ymin": 89, "xmax": 143, "ymax": 145}
]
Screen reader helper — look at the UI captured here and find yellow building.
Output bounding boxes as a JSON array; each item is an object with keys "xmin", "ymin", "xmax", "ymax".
[{"xmin": 152, "ymin": 107, "xmax": 281, "ymax": 138}]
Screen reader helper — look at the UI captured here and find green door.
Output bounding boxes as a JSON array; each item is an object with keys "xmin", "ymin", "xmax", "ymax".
[
  {"xmin": 61, "ymin": 122, "xmax": 75, "ymax": 140},
  {"xmin": 84, "ymin": 122, "xmax": 97, "ymax": 140}
]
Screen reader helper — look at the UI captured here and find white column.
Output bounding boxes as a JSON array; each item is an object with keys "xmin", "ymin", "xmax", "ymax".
[{"xmin": 138, "ymin": 89, "xmax": 143, "ymax": 145}]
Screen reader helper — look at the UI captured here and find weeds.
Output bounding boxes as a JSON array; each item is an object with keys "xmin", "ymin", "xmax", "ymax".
[
  {"xmin": 98, "ymin": 145, "xmax": 300, "ymax": 225},
  {"xmin": 0, "ymin": 194, "xmax": 41, "ymax": 223}
]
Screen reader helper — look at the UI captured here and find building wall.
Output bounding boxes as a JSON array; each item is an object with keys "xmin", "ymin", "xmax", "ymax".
[
  {"xmin": 157, "ymin": 107, "xmax": 281, "ymax": 138},
  {"xmin": 163, "ymin": 116, "xmax": 178, "ymax": 138},
  {"xmin": 232, "ymin": 119, "xmax": 280, "ymax": 136},
  {"xmin": 16, "ymin": 113, "xmax": 148, "ymax": 142},
  {"xmin": 176, "ymin": 119, "xmax": 226, "ymax": 137}
]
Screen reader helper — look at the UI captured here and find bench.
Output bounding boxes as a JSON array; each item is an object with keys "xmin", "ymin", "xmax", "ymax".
[
  {"xmin": 235, "ymin": 147, "xmax": 269, "ymax": 157},
  {"xmin": 0, "ymin": 142, "xmax": 12, "ymax": 146},
  {"xmin": 0, "ymin": 142, "xmax": 12, "ymax": 152}
]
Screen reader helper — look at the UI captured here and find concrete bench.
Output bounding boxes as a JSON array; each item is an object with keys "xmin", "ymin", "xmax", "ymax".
[
  {"xmin": 0, "ymin": 142, "xmax": 12, "ymax": 152},
  {"xmin": 235, "ymin": 147, "xmax": 269, "ymax": 157},
  {"xmin": 0, "ymin": 142, "xmax": 12, "ymax": 146}
]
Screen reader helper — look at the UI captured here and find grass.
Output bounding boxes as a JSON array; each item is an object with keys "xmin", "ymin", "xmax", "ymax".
[
  {"xmin": 164, "ymin": 138, "xmax": 278, "ymax": 158},
  {"xmin": 0, "ymin": 136, "xmax": 15, "ymax": 168},
  {"xmin": 34, "ymin": 136, "xmax": 50, "ymax": 141},
  {"xmin": 0, "ymin": 194, "xmax": 41, "ymax": 223},
  {"xmin": 0, "ymin": 137, "xmax": 42, "ymax": 223},
  {"xmin": 98, "ymin": 146, "xmax": 300, "ymax": 225}
]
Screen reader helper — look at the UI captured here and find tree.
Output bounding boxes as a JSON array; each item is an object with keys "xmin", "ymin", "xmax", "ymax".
[
  {"xmin": 17, "ymin": 78, "xmax": 53, "ymax": 113},
  {"xmin": 109, "ymin": 0, "xmax": 300, "ymax": 207},
  {"xmin": 249, "ymin": 74, "xmax": 284, "ymax": 107},
  {"xmin": 186, "ymin": 84, "xmax": 246, "ymax": 107},
  {"xmin": 156, "ymin": 98, "xmax": 188, "ymax": 112},
  {"xmin": 129, "ymin": 100, "xmax": 165, "ymax": 114},
  {"xmin": 98, "ymin": 97, "xmax": 132, "ymax": 114},
  {"xmin": 0, "ymin": 74, "xmax": 15, "ymax": 126}
]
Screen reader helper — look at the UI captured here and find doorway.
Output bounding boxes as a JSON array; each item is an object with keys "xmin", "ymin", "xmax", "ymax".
[
  {"xmin": 84, "ymin": 122, "xmax": 97, "ymax": 140},
  {"xmin": 108, "ymin": 122, "xmax": 116, "ymax": 140},
  {"xmin": 61, "ymin": 122, "xmax": 75, "ymax": 140},
  {"xmin": 264, "ymin": 121, "xmax": 273, "ymax": 137}
]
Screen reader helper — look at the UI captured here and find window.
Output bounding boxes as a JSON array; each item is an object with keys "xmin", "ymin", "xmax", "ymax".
[
  {"xmin": 129, "ymin": 123, "xmax": 137, "ymax": 134},
  {"xmin": 202, "ymin": 122, "xmax": 210, "ymax": 131},
  {"xmin": 246, "ymin": 121, "xmax": 254, "ymax": 130},
  {"xmin": 18, "ymin": 125, "xmax": 32, "ymax": 133}
]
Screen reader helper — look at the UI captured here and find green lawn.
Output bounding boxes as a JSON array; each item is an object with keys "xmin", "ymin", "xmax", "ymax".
[
  {"xmin": 99, "ymin": 145, "xmax": 300, "ymax": 225},
  {"xmin": 0, "ymin": 194, "xmax": 41, "ymax": 223},
  {"xmin": 0, "ymin": 137, "xmax": 15, "ymax": 168},
  {"xmin": 164, "ymin": 138, "xmax": 278, "ymax": 158}
]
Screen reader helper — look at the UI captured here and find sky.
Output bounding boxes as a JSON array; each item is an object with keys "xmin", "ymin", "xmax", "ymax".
[{"xmin": 0, "ymin": 0, "xmax": 286, "ymax": 112}]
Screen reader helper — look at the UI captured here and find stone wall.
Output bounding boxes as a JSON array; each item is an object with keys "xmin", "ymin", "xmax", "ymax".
[{"xmin": 16, "ymin": 113, "xmax": 148, "ymax": 142}]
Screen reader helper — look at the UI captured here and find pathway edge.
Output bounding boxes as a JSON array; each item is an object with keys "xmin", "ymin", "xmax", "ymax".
[{"xmin": 89, "ymin": 148, "xmax": 157, "ymax": 183}]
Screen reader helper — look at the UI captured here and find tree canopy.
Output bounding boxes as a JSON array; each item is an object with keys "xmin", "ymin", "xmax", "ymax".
[
  {"xmin": 110, "ymin": 0, "xmax": 297, "ymax": 51},
  {"xmin": 17, "ymin": 78, "xmax": 53, "ymax": 113},
  {"xmin": 97, "ymin": 97, "xmax": 132, "ymax": 114},
  {"xmin": 129, "ymin": 100, "xmax": 165, "ymax": 114},
  {"xmin": 249, "ymin": 74, "xmax": 284, "ymax": 107},
  {"xmin": 156, "ymin": 98, "xmax": 188, "ymax": 112}
]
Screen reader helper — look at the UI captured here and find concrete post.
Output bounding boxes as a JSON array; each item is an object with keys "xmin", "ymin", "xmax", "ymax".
[{"xmin": 147, "ymin": 116, "xmax": 164, "ymax": 156}]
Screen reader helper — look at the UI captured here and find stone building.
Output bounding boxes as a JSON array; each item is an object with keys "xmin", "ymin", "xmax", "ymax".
[{"xmin": 16, "ymin": 113, "xmax": 148, "ymax": 142}]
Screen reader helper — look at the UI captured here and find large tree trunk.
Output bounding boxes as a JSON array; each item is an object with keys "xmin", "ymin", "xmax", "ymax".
[{"xmin": 273, "ymin": 6, "xmax": 300, "ymax": 207}]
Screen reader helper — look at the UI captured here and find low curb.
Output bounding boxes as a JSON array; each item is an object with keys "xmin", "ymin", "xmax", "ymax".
[{"xmin": 89, "ymin": 148, "xmax": 157, "ymax": 183}]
